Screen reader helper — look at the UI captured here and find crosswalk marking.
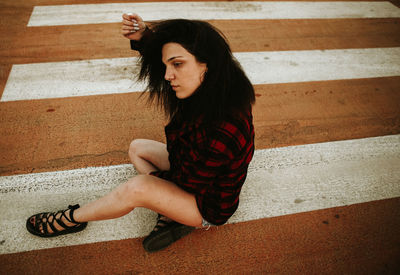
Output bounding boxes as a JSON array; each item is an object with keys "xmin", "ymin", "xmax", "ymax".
[
  {"xmin": 1, "ymin": 134, "xmax": 399, "ymax": 254},
  {"xmin": 28, "ymin": 1, "xmax": 400, "ymax": 26},
  {"xmin": 2, "ymin": 47, "xmax": 400, "ymax": 102},
  {"xmin": 2, "ymin": 0, "xmax": 400, "ymax": 269}
]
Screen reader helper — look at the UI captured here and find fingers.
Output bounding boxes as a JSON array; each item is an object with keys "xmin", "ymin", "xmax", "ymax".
[
  {"xmin": 122, "ymin": 13, "xmax": 146, "ymax": 34},
  {"xmin": 126, "ymin": 13, "xmax": 144, "ymax": 23},
  {"xmin": 122, "ymin": 14, "xmax": 138, "ymax": 27},
  {"xmin": 122, "ymin": 13, "xmax": 143, "ymax": 26},
  {"xmin": 122, "ymin": 29, "xmax": 138, "ymax": 35},
  {"xmin": 122, "ymin": 18, "xmax": 134, "ymax": 26},
  {"xmin": 122, "ymin": 20, "xmax": 140, "ymax": 30},
  {"xmin": 122, "ymin": 13, "xmax": 132, "ymax": 21}
]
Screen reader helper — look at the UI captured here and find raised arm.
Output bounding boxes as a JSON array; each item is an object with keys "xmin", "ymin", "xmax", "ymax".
[{"xmin": 121, "ymin": 13, "xmax": 147, "ymax": 41}]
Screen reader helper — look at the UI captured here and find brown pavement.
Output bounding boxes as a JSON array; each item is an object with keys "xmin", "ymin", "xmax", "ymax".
[
  {"xmin": 1, "ymin": 198, "xmax": 400, "ymax": 274},
  {"xmin": 1, "ymin": 77, "xmax": 399, "ymax": 176},
  {"xmin": 1, "ymin": 0, "xmax": 400, "ymax": 274}
]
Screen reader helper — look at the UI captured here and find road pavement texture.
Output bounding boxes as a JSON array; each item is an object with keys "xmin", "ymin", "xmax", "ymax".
[{"xmin": 1, "ymin": 0, "xmax": 400, "ymax": 274}]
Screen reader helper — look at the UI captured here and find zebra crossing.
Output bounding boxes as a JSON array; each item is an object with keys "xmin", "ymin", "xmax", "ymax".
[{"xmin": 0, "ymin": 0, "xmax": 399, "ymax": 273}]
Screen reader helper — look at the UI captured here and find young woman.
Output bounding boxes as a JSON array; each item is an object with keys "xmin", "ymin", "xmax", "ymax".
[{"xmin": 26, "ymin": 13, "xmax": 255, "ymax": 252}]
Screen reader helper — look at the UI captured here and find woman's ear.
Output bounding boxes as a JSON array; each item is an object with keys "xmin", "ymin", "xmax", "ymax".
[{"xmin": 200, "ymin": 67, "xmax": 208, "ymax": 82}]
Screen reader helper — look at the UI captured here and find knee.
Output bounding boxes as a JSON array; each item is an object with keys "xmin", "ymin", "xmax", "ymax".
[
  {"xmin": 129, "ymin": 139, "xmax": 145, "ymax": 159},
  {"xmin": 118, "ymin": 175, "xmax": 149, "ymax": 206}
]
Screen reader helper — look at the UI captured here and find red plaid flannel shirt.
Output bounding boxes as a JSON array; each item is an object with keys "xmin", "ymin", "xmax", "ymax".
[{"xmin": 150, "ymin": 109, "xmax": 254, "ymax": 225}]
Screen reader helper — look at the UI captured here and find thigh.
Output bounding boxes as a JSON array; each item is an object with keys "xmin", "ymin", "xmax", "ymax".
[
  {"xmin": 129, "ymin": 139, "xmax": 170, "ymax": 171},
  {"xmin": 132, "ymin": 175, "xmax": 203, "ymax": 227}
]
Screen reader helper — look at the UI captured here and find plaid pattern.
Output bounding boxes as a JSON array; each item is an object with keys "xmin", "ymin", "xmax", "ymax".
[{"xmin": 151, "ymin": 110, "xmax": 254, "ymax": 225}]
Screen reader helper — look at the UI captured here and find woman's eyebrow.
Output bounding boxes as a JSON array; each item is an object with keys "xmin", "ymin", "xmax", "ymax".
[{"xmin": 167, "ymin": 56, "xmax": 183, "ymax": 62}]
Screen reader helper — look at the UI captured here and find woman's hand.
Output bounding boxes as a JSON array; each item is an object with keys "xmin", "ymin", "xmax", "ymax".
[{"xmin": 121, "ymin": 13, "xmax": 147, "ymax": 41}]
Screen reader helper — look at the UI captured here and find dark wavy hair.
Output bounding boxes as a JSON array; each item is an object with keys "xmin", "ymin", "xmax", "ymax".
[{"xmin": 138, "ymin": 19, "xmax": 255, "ymax": 123}]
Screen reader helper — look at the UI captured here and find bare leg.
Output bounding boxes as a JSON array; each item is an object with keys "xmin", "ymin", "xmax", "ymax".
[
  {"xmin": 129, "ymin": 139, "xmax": 170, "ymax": 175},
  {"xmin": 73, "ymin": 175, "xmax": 203, "ymax": 227},
  {"xmin": 29, "ymin": 139, "xmax": 200, "ymax": 234}
]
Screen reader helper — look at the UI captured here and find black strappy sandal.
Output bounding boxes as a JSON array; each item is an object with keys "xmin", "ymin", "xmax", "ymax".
[
  {"xmin": 26, "ymin": 204, "xmax": 88, "ymax": 238},
  {"xmin": 142, "ymin": 214, "xmax": 195, "ymax": 253}
]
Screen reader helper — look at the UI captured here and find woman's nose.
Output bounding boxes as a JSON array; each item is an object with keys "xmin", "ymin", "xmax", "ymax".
[{"xmin": 164, "ymin": 67, "xmax": 174, "ymax": 81}]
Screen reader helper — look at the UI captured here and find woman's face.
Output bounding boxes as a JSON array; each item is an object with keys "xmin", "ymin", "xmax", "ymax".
[{"xmin": 162, "ymin": 42, "xmax": 207, "ymax": 99}]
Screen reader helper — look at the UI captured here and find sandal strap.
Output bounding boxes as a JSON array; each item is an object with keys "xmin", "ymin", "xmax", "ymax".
[
  {"xmin": 57, "ymin": 210, "xmax": 76, "ymax": 229},
  {"xmin": 41, "ymin": 216, "xmax": 51, "ymax": 235},
  {"xmin": 65, "ymin": 204, "xmax": 81, "ymax": 224},
  {"xmin": 154, "ymin": 220, "xmax": 169, "ymax": 229},
  {"xmin": 37, "ymin": 212, "xmax": 60, "ymax": 234},
  {"xmin": 156, "ymin": 214, "xmax": 171, "ymax": 224},
  {"xmin": 153, "ymin": 214, "xmax": 174, "ymax": 231},
  {"xmin": 33, "ymin": 213, "xmax": 43, "ymax": 232},
  {"xmin": 35, "ymin": 205, "xmax": 82, "ymax": 235}
]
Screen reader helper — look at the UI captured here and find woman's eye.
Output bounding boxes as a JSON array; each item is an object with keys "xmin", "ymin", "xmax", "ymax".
[{"xmin": 173, "ymin": 62, "xmax": 182, "ymax": 67}]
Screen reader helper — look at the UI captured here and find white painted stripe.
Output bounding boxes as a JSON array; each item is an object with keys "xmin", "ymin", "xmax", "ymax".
[
  {"xmin": 0, "ymin": 134, "xmax": 399, "ymax": 254},
  {"xmin": 28, "ymin": 1, "xmax": 400, "ymax": 26},
  {"xmin": 2, "ymin": 58, "xmax": 145, "ymax": 102},
  {"xmin": 2, "ymin": 47, "xmax": 400, "ymax": 102}
]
